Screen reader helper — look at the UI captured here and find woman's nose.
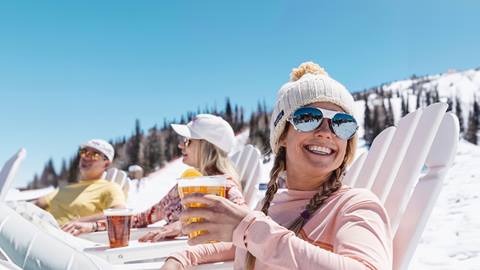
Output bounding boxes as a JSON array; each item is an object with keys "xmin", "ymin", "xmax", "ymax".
[{"xmin": 313, "ymin": 119, "xmax": 333, "ymax": 139}]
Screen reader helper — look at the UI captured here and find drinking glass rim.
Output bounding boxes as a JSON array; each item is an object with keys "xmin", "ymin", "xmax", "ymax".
[
  {"xmin": 177, "ymin": 175, "xmax": 228, "ymax": 187},
  {"xmin": 104, "ymin": 208, "xmax": 135, "ymax": 216}
]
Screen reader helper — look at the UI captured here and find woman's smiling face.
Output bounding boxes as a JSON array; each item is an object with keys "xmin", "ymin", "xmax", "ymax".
[{"xmin": 280, "ymin": 101, "xmax": 348, "ymax": 189}]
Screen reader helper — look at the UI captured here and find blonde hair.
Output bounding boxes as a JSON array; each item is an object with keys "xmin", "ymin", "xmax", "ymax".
[
  {"xmin": 244, "ymin": 128, "xmax": 357, "ymax": 269},
  {"xmin": 196, "ymin": 139, "xmax": 241, "ymax": 190}
]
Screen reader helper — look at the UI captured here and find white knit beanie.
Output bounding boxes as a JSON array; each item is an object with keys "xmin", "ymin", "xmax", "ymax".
[{"xmin": 269, "ymin": 62, "xmax": 357, "ymax": 154}]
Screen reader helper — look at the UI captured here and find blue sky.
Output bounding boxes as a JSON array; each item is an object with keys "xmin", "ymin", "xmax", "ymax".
[{"xmin": 1, "ymin": 0, "xmax": 479, "ymax": 188}]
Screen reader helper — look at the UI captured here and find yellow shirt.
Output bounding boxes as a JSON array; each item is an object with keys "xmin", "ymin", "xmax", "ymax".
[{"xmin": 45, "ymin": 179, "xmax": 125, "ymax": 225}]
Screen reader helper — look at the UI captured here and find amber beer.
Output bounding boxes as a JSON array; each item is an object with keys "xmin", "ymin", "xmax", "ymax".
[
  {"xmin": 104, "ymin": 208, "xmax": 134, "ymax": 248},
  {"xmin": 178, "ymin": 176, "xmax": 227, "ymax": 239}
]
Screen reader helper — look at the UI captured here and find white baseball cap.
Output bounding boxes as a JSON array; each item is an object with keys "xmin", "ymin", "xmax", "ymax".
[
  {"xmin": 80, "ymin": 139, "xmax": 115, "ymax": 161},
  {"xmin": 171, "ymin": 114, "xmax": 235, "ymax": 153},
  {"xmin": 128, "ymin": 165, "xmax": 143, "ymax": 172}
]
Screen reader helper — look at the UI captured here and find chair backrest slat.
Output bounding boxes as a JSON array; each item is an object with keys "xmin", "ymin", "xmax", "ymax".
[
  {"xmin": 231, "ymin": 145, "xmax": 262, "ymax": 208},
  {"xmin": 370, "ymin": 110, "xmax": 423, "ymax": 201},
  {"xmin": 354, "ymin": 126, "xmax": 396, "ymax": 189},
  {"xmin": 343, "ymin": 152, "xmax": 367, "ymax": 187},
  {"xmin": 0, "ymin": 149, "xmax": 27, "ymax": 202}
]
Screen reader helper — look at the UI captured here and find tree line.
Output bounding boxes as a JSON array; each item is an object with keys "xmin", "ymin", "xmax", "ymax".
[
  {"xmin": 27, "ymin": 98, "xmax": 271, "ymax": 189},
  {"xmin": 354, "ymin": 75, "xmax": 479, "ymax": 147}
]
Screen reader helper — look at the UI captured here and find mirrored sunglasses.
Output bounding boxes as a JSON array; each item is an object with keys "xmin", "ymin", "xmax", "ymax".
[
  {"xmin": 288, "ymin": 107, "xmax": 358, "ymax": 140},
  {"xmin": 79, "ymin": 149, "xmax": 107, "ymax": 161}
]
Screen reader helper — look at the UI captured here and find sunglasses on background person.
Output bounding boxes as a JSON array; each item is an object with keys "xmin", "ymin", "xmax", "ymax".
[
  {"xmin": 79, "ymin": 149, "xmax": 108, "ymax": 161},
  {"xmin": 183, "ymin": 137, "xmax": 192, "ymax": 147},
  {"xmin": 288, "ymin": 107, "xmax": 358, "ymax": 140}
]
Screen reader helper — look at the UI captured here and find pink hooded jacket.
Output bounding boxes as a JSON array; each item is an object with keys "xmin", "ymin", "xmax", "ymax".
[{"xmin": 170, "ymin": 186, "xmax": 393, "ymax": 270}]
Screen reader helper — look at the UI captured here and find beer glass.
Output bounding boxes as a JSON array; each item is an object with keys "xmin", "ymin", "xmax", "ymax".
[
  {"xmin": 178, "ymin": 176, "xmax": 227, "ymax": 239},
  {"xmin": 104, "ymin": 208, "xmax": 134, "ymax": 248}
]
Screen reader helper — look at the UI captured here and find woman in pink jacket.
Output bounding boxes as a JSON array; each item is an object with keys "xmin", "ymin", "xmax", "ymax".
[{"xmin": 163, "ymin": 62, "xmax": 393, "ymax": 270}]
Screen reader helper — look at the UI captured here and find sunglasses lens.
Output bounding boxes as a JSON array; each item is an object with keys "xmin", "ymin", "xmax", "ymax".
[
  {"xmin": 331, "ymin": 113, "xmax": 358, "ymax": 140},
  {"xmin": 79, "ymin": 149, "xmax": 104, "ymax": 160},
  {"xmin": 291, "ymin": 107, "xmax": 323, "ymax": 132}
]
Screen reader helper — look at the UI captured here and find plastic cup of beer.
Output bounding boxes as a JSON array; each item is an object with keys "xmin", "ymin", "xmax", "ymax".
[
  {"xmin": 104, "ymin": 208, "xmax": 134, "ymax": 248},
  {"xmin": 178, "ymin": 175, "xmax": 227, "ymax": 239}
]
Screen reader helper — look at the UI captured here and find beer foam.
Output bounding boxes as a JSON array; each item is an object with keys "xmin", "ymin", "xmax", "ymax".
[
  {"xmin": 103, "ymin": 208, "xmax": 134, "ymax": 216},
  {"xmin": 177, "ymin": 175, "xmax": 227, "ymax": 187}
]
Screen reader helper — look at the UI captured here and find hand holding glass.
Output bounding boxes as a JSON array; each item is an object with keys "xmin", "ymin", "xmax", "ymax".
[{"xmin": 178, "ymin": 176, "xmax": 227, "ymax": 239}]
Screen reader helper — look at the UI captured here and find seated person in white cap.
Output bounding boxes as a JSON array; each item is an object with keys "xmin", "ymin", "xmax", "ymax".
[
  {"xmin": 128, "ymin": 164, "xmax": 146, "ymax": 192},
  {"xmin": 64, "ymin": 114, "xmax": 247, "ymax": 240},
  {"xmin": 35, "ymin": 139, "xmax": 126, "ymax": 228}
]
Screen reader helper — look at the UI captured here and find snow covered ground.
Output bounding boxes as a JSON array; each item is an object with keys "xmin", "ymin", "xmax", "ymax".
[{"xmin": 410, "ymin": 140, "xmax": 480, "ymax": 270}]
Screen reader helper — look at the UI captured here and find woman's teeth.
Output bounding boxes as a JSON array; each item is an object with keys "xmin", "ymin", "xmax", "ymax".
[{"xmin": 306, "ymin": 145, "xmax": 332, "ymax": 155}]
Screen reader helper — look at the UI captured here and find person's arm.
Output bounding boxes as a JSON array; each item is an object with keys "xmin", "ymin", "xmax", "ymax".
[
  {"xmin": 131, "ymin": 185, "xmax": 181, "ymax": 228},
  {"xmin": 34, "ymin": 189, "xmax": 59, "ymax": 209},
  {"xmin": 167, "ymin": 242, "xmax": 235, "ymax": 268},
  {"xmin": 232, "ymin": 201, "xmax": 392, "ymax": 270}
]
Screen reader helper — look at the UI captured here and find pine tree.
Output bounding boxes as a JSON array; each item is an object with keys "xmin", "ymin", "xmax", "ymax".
[
  {"xmin": 387, "ymin": 96, "xmax": 395, "ymax": 126},
  {"xmin": 67, "ymin": 155, "xmax": 80, "ymax": 183},
  {"xmin": 446, "ymin": 98, "xmax": 453, "ymax": 112},
  {"xmin": 30, "ymin": 174, "xmax": 39, "ymax": 189},
  {"xmin": 143, "ymin": 125, "xmax": 165, "ymax": 172},
  {"xmin": 363, "ymin": 94, "xmax": 373, "ymax": 145},
  {"xmin": 127, "ymin": 119, "xmax": 143, "ymax": 166},
  {"xmin": 416, "ymin": 88, "xmax": 422, "ymax": 109},
  {"xmin": 58, "ymin": 159, "xmax": 69, "ymax": 186},
  {"xmin": 455, "ymin": 97, "xmax": 465, "ymax": 133},
  {"xmin": 465, "ymin": 98, "xmax": 479, "ymax": 145},
  {"xmin": 225, "ymin": 98, "xmax": 233, "ymax": 127},
  {"xmin": 401, "ymin": 94, "xmax": 408, "ymax": 117},
  {"xmin": 40, "ymin": 159, "xmax": 58, "ymax": 187}
]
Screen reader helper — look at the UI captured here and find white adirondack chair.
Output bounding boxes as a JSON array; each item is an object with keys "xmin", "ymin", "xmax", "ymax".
[
  {"xmin": 230, "ymin": 144, "xmax": 262, "ymax": 208},
  {"xmin": 342, "ymin": 102, "xmax": 459, "ymax": 270},
  {"xmin": 104, "ymin": 168, "xmax": 131, "ymax": 196},
  {"xmin": 0, "ymin": 149, "xmax": 26, "ymax": 202}
]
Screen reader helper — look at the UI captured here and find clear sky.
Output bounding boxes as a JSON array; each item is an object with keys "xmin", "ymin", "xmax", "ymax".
[{"xmin": 1, "ymin": 0, "xmax": 479, "ymax": 188}]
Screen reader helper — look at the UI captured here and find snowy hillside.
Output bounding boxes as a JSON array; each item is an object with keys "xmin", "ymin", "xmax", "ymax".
[{"xmin": 355, "ymin": 68, "xmax": 480, "ymax": 134}]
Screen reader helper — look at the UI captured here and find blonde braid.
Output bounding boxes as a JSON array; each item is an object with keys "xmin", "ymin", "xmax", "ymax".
[
  {"xmin": 245, "ymin": 147, "xmax": 286, "ymax": 270},
  {"xmin": 288, "ymin": 163, "xmax": 345, "ymax": 233}
]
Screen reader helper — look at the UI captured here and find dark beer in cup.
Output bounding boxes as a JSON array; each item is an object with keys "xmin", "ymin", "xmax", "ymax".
[{"xmin": 104, "ymin": 208, "xmax": 134, "ymax": 248}]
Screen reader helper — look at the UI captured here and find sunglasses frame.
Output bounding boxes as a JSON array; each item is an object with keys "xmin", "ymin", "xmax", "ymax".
[
  {"xmin": 183, "ymin": 137, "xmax": 192, "ymax": 147},
  {"xmin": 287, "ymin": 107, "xmax": 358, "ymax": 140}
]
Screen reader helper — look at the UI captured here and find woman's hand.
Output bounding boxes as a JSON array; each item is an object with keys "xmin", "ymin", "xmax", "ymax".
[
  {"xmin": 180, "ymin": 193, "xmax": 251, "ymax": 245},
  {"xmin": 138, "ymin": 221, "xmax": 182, "ymax": 242},
  {"xmin": 160, "ymin": 258, "xmax": 184, "ymax": 270},
  {"xmin": 61, "ymin": 221, "xmax": 95, "ymax": 236}
]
